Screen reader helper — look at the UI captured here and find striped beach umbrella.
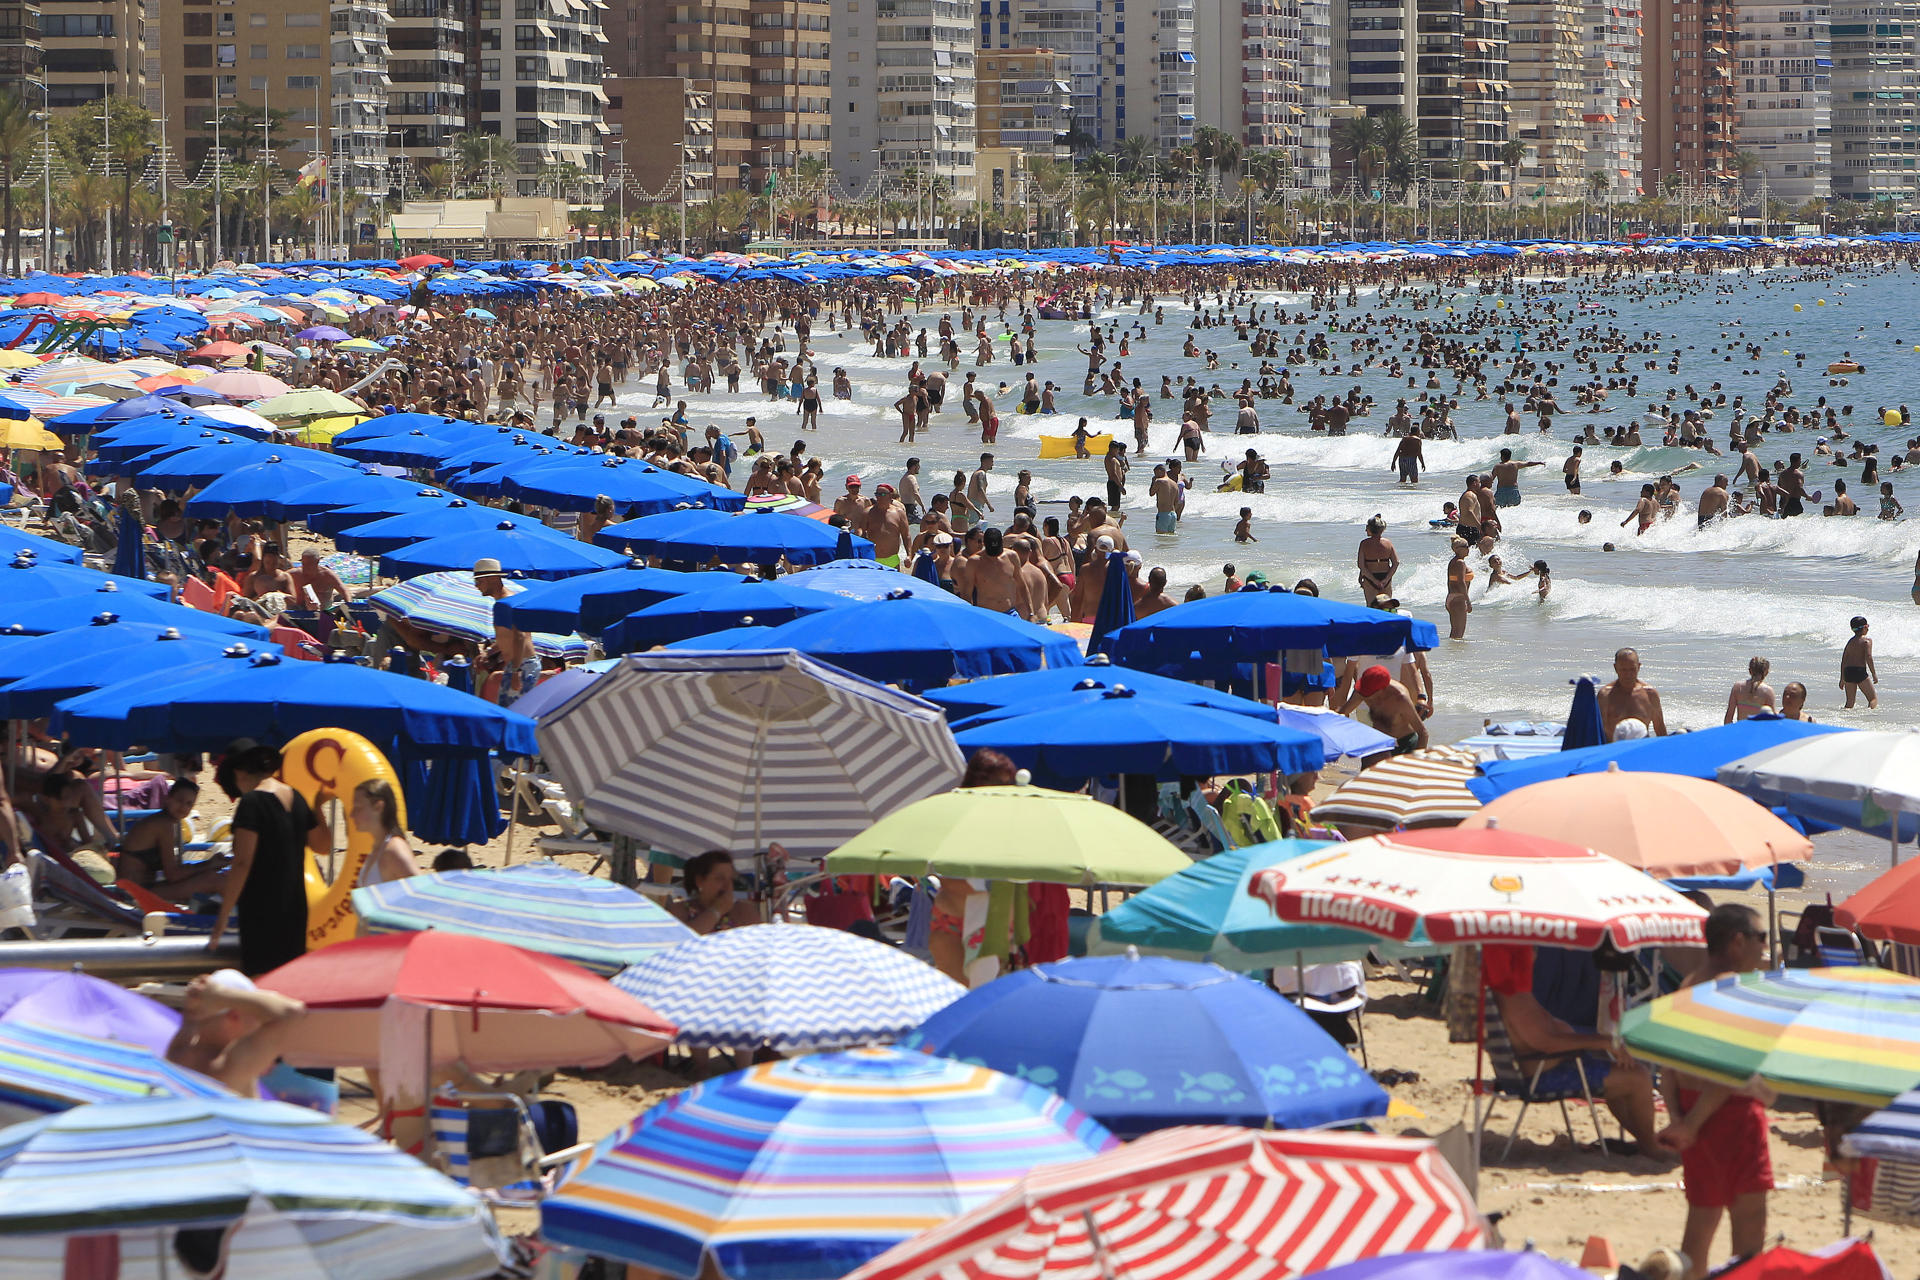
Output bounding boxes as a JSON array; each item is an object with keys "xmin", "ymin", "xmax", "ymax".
[
  {"xmin": 840, "ymin": 1128, "xmax": 1487, "ymax": 1280},
  {"xmin": 537, "ymin": 649, "xmax": 964, "ymax": 861},
  {"xmin": 540, "ymin": 1048, "xmax": 1117, "ymax": 1280},
  {"xmin": 352, "ymin": 863, "xmax": 694, "ymax": 976},
  {"xmin": 368, "ymin": 570, "xmax": 590, "ymax": 660},
  {"xmin": 1841, "ymin": 1087, "xmax": 1920, "ymax": 1162},
  {"xmin": 0, "ymin": 1097, "xmax": 504, "ymax": 1280},
  {"xmin": 0, "ymin": 1023, "xmax": 231, "ymax": 1125},
  {"xmin": 1621, "ymin": 967, "xmax": 1920, "ymax": 1105},
  {"xmin": 1312, "ymin": 746, "xmax": 1483, "ymax": 830},
  {"xmin": 612, "ymin": 924, "xmax": 964, "ymax": 1052}
]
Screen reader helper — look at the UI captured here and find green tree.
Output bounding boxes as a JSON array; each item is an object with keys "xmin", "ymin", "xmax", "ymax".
[
  {"xmin": 0, "ymin": 93, "xmax": 33, "ymax": 274},
  {"xmin": 452, "ymin": 131, "xmax": 518, "ymax": 205}
]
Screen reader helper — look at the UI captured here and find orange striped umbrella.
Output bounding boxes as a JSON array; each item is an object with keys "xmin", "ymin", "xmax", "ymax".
[{"xmin": 1313, "ymin": 746, "xmax": 1481, "ymax": 830}]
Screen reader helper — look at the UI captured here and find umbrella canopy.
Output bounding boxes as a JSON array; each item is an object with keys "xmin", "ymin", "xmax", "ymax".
[
  {"xmin": 182, "ymin": 453, "xmax": 356, "ymax": 519},
  {"xmin": 196, "ymin": 370, "xmax": 293, "ymax": 400},
  {"xmin": 1620, "ymin": 967, "xmax": 1920, "ymax": 1105},
  {"xmin": 614, "ymin": 924, "xmax": 964, "ymax": 1052},
  {"xmin": 0, "ymin": 1022, "xmax": 230, "ymax": 1124},
  {"xmin": 603, "ymin": 577, "xmax": 855, "ymax": 655},
  {"xmin": 0, "ymin": 556, "xmax": 170, "ymax": 605},
  {"xmin": 379, "ymin": 520, "xmax": 630, "ymax": 581},
  {"xmin": 952, "ymin": 687, "xmax": 1321, "ymax": 782},
  {"xmin": 1840, "ymin": 1087, "xmax": 1920, "ymax": 1162},
  {"xmin": 0, "ymin": 615, "xmax": 248, "ymax": 686},
  {"xmin": 1459, "ymin": 766, "xmax": 1812, "ymax": 878},
  {"xmin": 493, "ymin": 564, "xmax": 729, "ymax": 635},
  {"xmin": 336, "ymin": 425, "xmax": 508, "ymax": 468},
  {"xmin": 922, "ymin": 662, "xmax": 1278, "ymax": 723},
  {"xmin": 596, "ymin": 507, "xmax": 876, "ymax": 566},
  {"xmin": 904, "ymin": 953, "xmax": 1387, "ymax": 1137},
  {"xmin": 1269, "ymin": 704, "xmax": 1395, "ymax": 763},
  {"xmin": 258, "ymin": 930, "xmax": 675, "ymax": 1072},
  {"xmin": 840, "ymin": 1128, "xmax": 1487, "ymax": 1280},
  {"xmin": 1085, "ymin": 839, "xmax": 1435, "ymax": 969},
  {"xmin": 251, "ymin": 387, "xmax": 366, "ymax": 421},
  {"xmin": 351, "ymin": 862, "xmax": 694, "ymax": 977},
  {"xmin": 52, "ymin": 649, "xmax": 538, "ymax": 756},
  {"xmin": 790, "ymin": 563, "xmax": 969, "ymax": 605},
  {"xmin": 1837, "ymin": 858, "xmax": 1920, "ymax": 944},
  {"xmin": 260, "ymin": 473, "xmax": 443, "ymax": 523},
  {"xmin": 0, "ymin": 627, "xmax": 238, "ymax": 720},
  {"xmin": 304, "ymin": 489, "xmax": 454, "ymax": 538},
  {"xmin": 539, "ymin": 1048, "xmax": 1118, "ymax": 1280},
  {"xmin": 1304, "ymin": 1254, "xmax": 1594, "ymax": 1280},
  {"xmin": 538, "ymin": 649, "xmax": 964, "ymax": 860},
  {"xmin": 330, "ymin": 499, "xmax": 548, "ymax": 556},
  {"xmin": 724, "ymin": 594, "xmax": 1082, "ymax": 689},
  {"xmin": 0, "ymin": 1097, "xmax": 505, "ymax": 1280},
  {"xmin": 2, "ymin": 589, "xmax": 265, "ymax": 639},
  {"xmin": 1313, "ymin": 746, "xmax": 1483, "ymax": 830},
  {"xmin": 1561, "ymin": 677, "xmax": 1604, "ymax": 752},
  {"xmin": 367, "ymin": 571, "xmax": 587, "ymax": 660},
  {"xmin": 0, "ymin": 968, "xmax": 178, "ymax": 1053},
  {"xmin": 1086, "ymin": 552, "xmax": 1136, "ymax": 653},
  {"xmin": 504, "ymin": 456, "xmax": 745, "ymax": 516},
  {"xmin": 1719, "ymin": 731, "xmax": 1920, "ymax": 858},
  {"xmin": 0, "ymin": 525, "xmax": 81, "ymax": 565},
  {"xmin": 1108, "ymin": 587, "xmax": 1439, "ymax": 667},
  {"xmin": 1469, "ymin": 717, "xmax": 1847, "ymax": 801},
  {"xmin": 1248, "ymin": 827, "xmax": 1708, "ymax": 950},
  {"xmin": 826, "ymin": 786, "xmax": 1191, "ymax": 886},
  {"xmin": 130, "ymin": 439, "xmax": 284, "ymax": 489}
]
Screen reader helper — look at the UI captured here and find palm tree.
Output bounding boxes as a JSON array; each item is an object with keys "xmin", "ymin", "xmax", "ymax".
[
  {"xmin": 453, "ymin": 131, "xmax": 518, "ymax": 206},
  {"xmin": 1375, "ymin": 112, "xmax": 1417, "ymax": 195},
  {"xmin": 110, "ymin": 126, "xmax": 149, "ymax": 272},
  {"xmin": 1118, "ymin": 135, "xmax": 1153, "ymax": 178},
  {"xmin": 61, "ymin": 172, "xmax": 110, "ymax": 270},
  {"xmin": 273, "ymin": 186, "xmax": 323, "ymax": 255},
  {"xmin": 0, "ymin": 93, "xmax": 32, "ymax": 274}
]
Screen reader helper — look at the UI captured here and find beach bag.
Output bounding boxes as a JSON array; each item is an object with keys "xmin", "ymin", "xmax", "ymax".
[{"xmin": 0, "ymin": 863, "xmax": 35, "ymax": 933}]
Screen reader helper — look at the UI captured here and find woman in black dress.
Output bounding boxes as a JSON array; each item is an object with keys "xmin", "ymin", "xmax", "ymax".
[{"xmin": 206, "ymin": 739, "xmax": 322, "ymax": 977}]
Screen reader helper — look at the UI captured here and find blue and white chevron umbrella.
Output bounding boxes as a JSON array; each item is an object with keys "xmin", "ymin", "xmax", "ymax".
[
  {"xmin": 612, "ymin": 924, "xmax": 965, "ymax": 1052},
  {"xmin": 537, "ymin": 649, "xmax": 965, "ymax": 861},
  {"xmin": 1843, "ymin": 1087, "xmax": 1920, "ymax": 1161}
]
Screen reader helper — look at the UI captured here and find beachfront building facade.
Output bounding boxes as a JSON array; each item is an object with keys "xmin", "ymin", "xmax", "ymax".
[
  {"xmin": 975, "ymin": 47, "xmax": 1072, "ymax": 154},
  {"xmin": 1735, "ymin": 0, "xmax": 1830, "ymax": 204},
  {"xmin": 606, "ymin": 74, "xmax": 717, "ymax": 211},
  {"xmin": 1640, "ymin": 0, "xmax": 1739, "ymax": 191},
  {"xmin": 1197, "ymin": 0, "xmax": 1332, "ymax": 187},
  {"xmin": 383, "ymin": 0, "xmax": 467, "ymax": 175},
  {"xmin": 1828, "ymin": 0, "xmax": 1917, "ymax": 205},
  {"xmin": 1331, "ymin": 0, "xmax": 1413, "ymax": 124},
  {"xmin": 329, "ymin": 0, "xmax": 389, "ymax": 205},
  {"xmin": 1506, "ymin": 0, "xmax": 1584, "ymax": 199},
  {"xmin": 474, "ymin": 0, "xmax": 608, "ymax": 194},
  {"xmin": 1413, "ymin": 0, "xmax": 1511, "ymax": 187},
  {"xmin": 41, "ymin": 0, "xmax": 141, "ymax": 105},
  {"xmin": 831, "ymin": 0, "xmax": 977, "ymax": 211},
  {"xmin": 1581, "ymin": 0, "xmax": 1641, "ymax": 202},
  {"xmin": 980, "ymin": 0, "xmax": 1195, "ymax": 155}
]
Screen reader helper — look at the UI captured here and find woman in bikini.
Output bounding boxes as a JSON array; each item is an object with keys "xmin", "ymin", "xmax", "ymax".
[
  {"xmin": 1723, "ymin": 656, "xmax": 1776, "ymax": 724},
  {"xmin": 1445, "ymin": 537, "xmax": 1474, "ymax": 640},
  {"xmin": 1356, "ymin": 516, "xmax": 1398, "ymax": 605}
]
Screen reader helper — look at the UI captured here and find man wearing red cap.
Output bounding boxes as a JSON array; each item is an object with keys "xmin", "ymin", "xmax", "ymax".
[{"xmin": 1356, "ymin": 664, "xmax": 1428, "ymax": 758}]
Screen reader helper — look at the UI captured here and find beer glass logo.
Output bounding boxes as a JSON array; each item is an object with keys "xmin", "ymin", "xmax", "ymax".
[{"xmin": 1489, "ymin": 873, "xmax": 1524, "ymax": 900}]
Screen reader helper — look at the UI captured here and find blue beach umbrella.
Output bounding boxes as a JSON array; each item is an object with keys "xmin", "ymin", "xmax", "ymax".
[
  {"xmin": 732, "ymin": 592, "xmax": 1082, "ymax": 689},
  {"xmin": 595, "ymin": 507, "xmax": 875, "ymax": 566},
  {"xmin": 405, "ymin": 657, "xmax": 507, "ymax": 846},
  {"xmin": 1562, "ymin": 676, "xmax": 1605, "ymax": 752},
  {"xmin": 491, "ymin": 565, "xmax": 727, "ymax": 635},
  {"xmin": 953, "ymin": 686, "xmax": 1321, "ymax": 782},
  {"xmin": 182, "ymin": 453, "xmax": 356, "ymax": 519},
  {"xmin": 505, "ymin": 456, "xmax": 744, "ymax": 515},
  {"xmin": 379, "ymin": 521, "xmax": 630, "ymax": 581},
  {"xmin": 129, "ymin": 439, "xmax": 283, "ymax": 490},
  {"xmin": 335, "ymin": 425, "xmax": 506, "ymax": 468},
  {"xmin": 904, "ymin": 952, "xmax": 1388, "ymax": 1137},
  {"xmin": 602, "ymin": 576, "xmax": 852, "ymax": 655},
  {"xmin": 0, "ymin": 525, "xmax": 81, "ymax": 565},
  {"xmin": 331, "ymin": 499, "xmax": 548, "ymax": 556},
  {"xmin": 924, "ymin": 661, "xmax": 1280, "ymax": 722},
  {"xmin": 0, "ymin": 627, "xmax": 239, "ymax": 719},
  {"xmin": 1086, "ymin": 551, "xmax": 1136, "ymax": 653},
  {"xmin": 795, "ymin": 560, "xmax": 966, "ymax": 604},
  {"xmin": 1084, "ymin": 838, "xmax": 1435, "ymax": 969},
  {"xmin": 0, "ymin": 555, "xmax": 169, "ymax": 605},
  {"xmin": 260, "ymin": 472, "xmax": 437, "ymax": 523},
  {"xmin": 109, "ymin": 505, "xmax": 145, "ymax": 581},
  {"xmin": 0, "ymin": 1023, "xmax": 230, "ymax": 1123},
  {"xmin": 328, "ymin": 412, "xmax": 473, "ymax": 445},
  {"xmin": 1108, "ymin": 585, "xmax": 1440, "ymax": 666},
  {"xmin": 1470, "ymin": 715, "xmax": 1849, "ymax": 802},
  {"xmin": 2, "ymin": 589, "xmax": 266, "ymax": 639},
  {"xmin": 304, "ymin": 488, "xmax": 452, "ymax": 538},
  {"xmin": 353, "ymin": 862, "xmax": 693, "ymax": 976}
]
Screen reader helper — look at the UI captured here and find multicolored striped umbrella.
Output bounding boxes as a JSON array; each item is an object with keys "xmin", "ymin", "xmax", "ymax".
[
  {"xmin": 369, "ymin": 570, "xmax": 591, "ymax": 660},
  {"xmin": 0, "ymin": 1022, "xmax": 231, "ymax": 1125},
  {"xmin": 351, "ymin": 862, "xmax": 694, "ymax": 976},
  {"xmin": 1620, "ymin": 967, "xmax": 1920, "ymax": 1105},
  {"xmin": 841, "ymin": 1128, "xmax": 1487, "ymax": 1280},
  {"xmin": 612, "ymin": 924, "xmax": 965, "ymax": 1052},
  {"xmin": 540, "ymin": 1048, "xmax": 1117, "ymax": 1280},
  {"xmin": 0, "ymin": 1097, "xmax": 505, "ymax": 1280},
  {"xmin": 1312, "ymin": 746, "xmax": 1482, "ymax": 830}
]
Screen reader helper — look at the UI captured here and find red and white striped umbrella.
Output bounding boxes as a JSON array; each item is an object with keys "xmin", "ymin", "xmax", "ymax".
[
  {"xmin": 1247, "ymin": 826, "xmax": 1707, "ymax": 951},
  {"xmin": 842, "ymin": 1128, "xmax": 1487, "ymax": 1280},
  {"xmin": 1312, "ymin": 746, "xmax": 1482, "ymax": 830}
]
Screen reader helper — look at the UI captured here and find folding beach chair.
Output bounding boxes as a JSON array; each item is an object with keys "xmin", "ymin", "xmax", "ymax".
[
  {"xmin": 427, "ymin": 1084, "xmax": 586, "ymax": 1207},
  {"xmin": 1475, "ymin": 987, "xmax": 1612, "ymax": 1161}
]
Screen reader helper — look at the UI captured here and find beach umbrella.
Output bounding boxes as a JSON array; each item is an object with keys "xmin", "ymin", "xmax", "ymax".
[
  {"xmin": 839, "ymin": 1128, "xmax": 1487, "ymax": 1280},
  {"xmin": 2, "ymin": 589, "xmax": 264, "ymax": 639},
  {"xmin": 539, "ymin": 1048, "xmax": 1117, "ymax": 1280},
  {"xmin": 352, "ymin": 862, "xmax": 693, "ymax": 977},
  {"xmin": 1561, "ymin": 677, "xmax": 1604, "ymax": 752},
  {"xmin": 1311, "ymin": 746, "xmax": 1483, "ymax": 830},
  {"xmin": 367, "ymin": 570, "xmax": 587, "ymax": 659},
  {"xmin": 1620, "ymin": 967, "xmax": 1920, "ymax": 1105},
  {"xmin": 1469, "ymin": 716, "xmax": 1847, "ymax": 801},
  {"xmin": 491, "ymin": 564, "xmax": 727, "ymax": 635},
  {"xmin": 1107, "ymin": 586, "xmax": 1440, "ymax": 667},
  {"xmin": 0, "ymin": 1097, "xmax": 506, "ymax": 1280},
  {"xmin": 182, "ymin": 452, "xmax": 356, "ymax": 519},
  {"xmin": 1719, "ymin": 731, "xmax": 1920, "ymax": 863},
  {"xmin": 1838, "ymin": 858, "xmax": 1920, "ymax": 945},
  {"xmin": 595, "ymin": 506, "xmax": 876, "ymax": 566},
  {"xmin": 0, "ymin": 418, "xmax": 61, "ymax": 451},
  {"xmin": 504, "ymin": 455, "xmax": 745, "ymax": 515},
  {"xmin": 1708, "ymin": 1243, "xmax": 1887, "ymax": 1280},
  {"xmin": 904, "ymin": 953, "xmax": 1387, "ymax": 1137},
  {"xmin": 0, "ymin": 525, "xmax": 80, "ymax": 565},
  {"xmin": 296, "ymin": 325, "xmax": 351, "ymax": 341},
  {"xmin": 1303, "ymin": 1254, "xmax": 1594, "ymax": 1280},
  {"xmin": 538, "ymin": 649, "xmax": 964, "ymax": 861},
  {"xmin": 260, "ymin": 473, "xmax": 443, "ymax": 523},
  {"xmin": 1459, "ymin": 766, "xmax": 1812, "ymax": 877},
  {"xmin": 922, "ymin": 660, "xmax": 1280, "ymax": 723},
  {"xmin": 330, "ymin": 498, "xmax": 548, "ymax": 556},
  {"xmin": 602, "ymin": 576, "xmax": 855, "ymax": 655},
  {"xmin": 0, "ymin": 555, "xmax": 169, "ymax": 605},
  {"xmin": 195, "ymin": 369, "xmax": 292, "ymax": 400},
  {"xmin": 128, "ymin": 439, "xmax": 284, "ymax": 489},
  {"xmin": 379, "ymin": 520, "xmax": 629, "ymax": 581},
  {"xmin": 1248, "ymin": 826, "xmax": 1708, "ymax": 950},
  {"xmin": 501, "ymin": 665, "xmax": 600, "ymax": 721},
  {"xmin": 0, "ymin": 627, "xmax": 239, "ymax": 719},
  {"xmin": 732, "ymin": 594, "xmax": 1082, "ymax": 690},
  {"xmin": 953, "ymin": 687, "xmax": 1321, "ymax": 783},
  {"xmin": 792, "ymin": 561, "xmax": 968, "ymax": 605},
  {"xmin": 52, "ymin": 648, "xmax": 538, "ymax": 756},
  {"xmin": 250, "ymin": 387, "xmax": 365, "ymax": 421},
  {"xmin": 402, "ymin": 656, "xmax": 506, "ymax": 846},
  {"xmin": 0, "ymin": 969, "xmax": 178, "ymax": 1054},
  {"xmin": 1085, "ymin": 839, "xmax": 1434, "ymax": 969},
  {"xmin": 0, "ymin": 1023, "xmax": 230, "ymax": 1124},
  {"xmin": 614, "ymin": 924, "xmax": 963, "ymax": 1051},
  {"xmin": 826, "ymin": 786, "xmax": 1190, "ymax": 886},
  {"xmin": 335, "ymin": 425, "xmax": 506, "ymax": 468},
  {"xmin": 292, "ymin": 413, "xmax": 370, "ymax": 444},
  {"xmin": 258, "ymin": 930, "xmax": 675, "ymax": 1072},
  {"xmin": 304, "ymin": 488, "xmax": 453, "ymax": 537},
  {"xmin": 1268, "ymin": 704, "xmax": 1395, "ymax": 763},
  {"xmin": 1086, "ymin": 551, "xmax": 1135, "ymax": 653},
  {"xmin": 109, "ymin": 502, "xmax": 144, "ymax": 580},
  {"xmin": 1840, "ymin": 1086, "xmax": 1920, "ymax": 1162}
]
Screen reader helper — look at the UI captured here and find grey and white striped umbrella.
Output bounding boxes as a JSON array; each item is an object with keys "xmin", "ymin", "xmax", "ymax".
[{"xmin": 537, "ymin": 649, "xmax": 966, "ymax": 861}]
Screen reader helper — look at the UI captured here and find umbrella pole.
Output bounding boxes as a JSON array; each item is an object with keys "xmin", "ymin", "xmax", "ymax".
[
  {"xmin": 1295, "ymin": 949, "xmax": 1307, "ymax": 1008},
  {"xmin": 502, "ymin": 756, "xmax": 520, "ymax": 867}
]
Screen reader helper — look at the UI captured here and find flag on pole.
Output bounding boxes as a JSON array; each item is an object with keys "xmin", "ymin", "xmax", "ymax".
[{"xmin": 297, "ymin": 156, "xmax": 328, "ymax": 196}]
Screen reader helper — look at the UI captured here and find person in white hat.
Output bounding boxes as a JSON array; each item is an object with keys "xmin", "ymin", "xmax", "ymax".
[{"xmin": 473, "ymin": 558, "xmax": 536, "ymax": 706}]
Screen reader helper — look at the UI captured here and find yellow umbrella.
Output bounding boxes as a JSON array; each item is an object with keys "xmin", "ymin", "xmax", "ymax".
[
  {"xmin": 0, "ymin": 418, "xmax": 64, "ymax": 451},
  {"xmin": 0, "ymin": 350, "xmax": 42, "ymax": 370},
  {"xmin": 294, "ymin": 414, "xmax": 370, "ymax": 444}
]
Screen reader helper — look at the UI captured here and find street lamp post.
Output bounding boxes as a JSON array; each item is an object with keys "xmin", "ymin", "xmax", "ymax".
[
  {"xmin": 24, "ymin": 78, "xmax": 48, "ymax": 272},
  {"xmin": 611, "ymin": 138, "xmax": 625, "ymax": 258}
]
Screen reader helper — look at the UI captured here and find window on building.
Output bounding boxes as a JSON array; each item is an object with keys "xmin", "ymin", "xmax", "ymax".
[
  {"xmin": 286, "ymin": 43, "xmax": 321, "ymax": 57},
  {"xmin": 249, "ymin": 42, "xmax": 267, "ymax": 56},
  {"xmin": 285, "ymin": 12, "xmax": 321, "ymax": 24},
  {"xmin": 249, "ymin": 11, "xmax": 265, "ymax": 22},
  {"xmin": 184, "ymin": 12, "xmax": 212, "ymax": 35},
  {"xmin": 249, "ymin": 74, "xmax": 265, "ymax": 89},
  {"xmin": 216, "ymin": 43, "xmax": 236, "ymax": 64}
]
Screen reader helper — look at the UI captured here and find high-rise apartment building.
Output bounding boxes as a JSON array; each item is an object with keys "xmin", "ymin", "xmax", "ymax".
[
  {"xmin": 161, "ymin": 0, "xmax": 335, "ymax": 175},
  {"xmin": 41, "ymin": 0, "xmax": 140, "ymax": 105},
  {"xmin": 1581, "ymin": 0, "xmax": 1640, "ymax": 202},
  {"xmin": 329, "ymin": 0, "xmax": 388, "ymax": 201},
  {"xmin": 1507, "ymin": 0, "xmax": 1583, "ymax": 197},
  {"xmin": 831, "ymin": 0, "xmax": 975, "ymax": 204},
  {"xmin": 1332, "ymin": 0, "xmax": 1413, "ymax": 124},
  {"xmin": 975, "ymin": 46, "xmax": 1071, "ymax": 153},
  {"xmin": 980, "ymin": 0, "xmax": 1193, "ymax": 154},
  {"xmin": 0, "ymin": 0, "xmax": 42, "ymax": 88},
  {"xmin": 1641, "ymin": 0, "xmax": 1738, "ymax": 190},
  {"xmin": 1197, "ymin": 0, "xmax": 1330, "ymax": 186},
  {"xmin": 478, "ymin": 0, "xmax": 607, "ymax": 191},
  {"xmin": 384, "ymin": 0, "xmax": 463, "ymax": 174},
  {"xmin": 606, "ymin": 74, "xmax": 715, "ymax": 204},
  {"xmin": 1828, "ymin": 0, "xmax": 1913, "ymax": 204},
  {"xmin": 1735, "ymin": 0, "xmax": 1828, "ymax": 203},
  {"xmin": 1409, "ymin": 0, "xmax": 1510, "ymax": 184}
]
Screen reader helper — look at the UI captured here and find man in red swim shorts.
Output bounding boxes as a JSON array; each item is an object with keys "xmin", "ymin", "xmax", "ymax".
[{"xmin": 1658, "ymin": 904, "xmax": 1774, "ymax": 1279}]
